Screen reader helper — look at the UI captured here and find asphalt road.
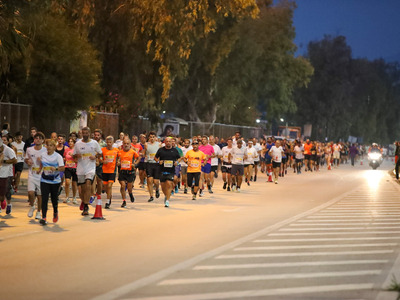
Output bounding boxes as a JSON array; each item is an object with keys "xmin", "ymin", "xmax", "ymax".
[{"xmin": 1, "ymin": 159, "xmax": 399, "ymax": 300}]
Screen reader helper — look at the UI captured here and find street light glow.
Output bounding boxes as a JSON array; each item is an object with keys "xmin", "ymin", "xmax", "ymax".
[
  {"xmin": 280, "ymin": 118, "xmax": 284, "ymax": 122},
  {"xmin": 256, "ymin": 119, "xmax": 260, "ymax": 123}
]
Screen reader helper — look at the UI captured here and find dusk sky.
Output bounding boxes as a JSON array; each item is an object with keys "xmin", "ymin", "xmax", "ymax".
[{"xmin": 292, "ymin": 0, "xmax": 400, "ymax": 62}]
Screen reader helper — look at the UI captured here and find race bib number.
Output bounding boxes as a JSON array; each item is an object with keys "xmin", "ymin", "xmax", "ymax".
[
  {"xmin": 164, "ymin": 160, "xmax": 173, "ymax": 168},
  {"xmin": 105, "ymin": 155, "xmax": 114, "ymax": 163},
  {"xmin": 17, "ymin": 150, "xmax": 23, "ymax": 158},
  {"xmin": 235, "ymin": 157, "xmax": 243, "ymax": 163},
  {"xmin": 149, "ymin": 153, "xmax": 155, "ymax": 160},
  {"xmin": 66, "ymin": 160, "xmax": 75, "ymax": 168},
  {"xmin": 121, "ymin": 160, "xmax": 131, "ymax": 169},
  {"xmin": 82, "ymin": 153, "xmax": 92, "ymax": 160},
  {"xmin": 32, "ymin": 167, "xmax": 40, "ymax": 172},
  {"xmin": 189, "ymin": 161, "xmax": 199, "ymax": 168}
]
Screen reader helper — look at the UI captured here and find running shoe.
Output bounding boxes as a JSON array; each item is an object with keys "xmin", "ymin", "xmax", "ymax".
[
  {"xmin": 231, "ymin": 185, "xmax": 236, "ymax": 192},
  {"xmin": 6, "ymin": 204, "xmax": 11, "ymax": 214},
  {"xmin": 254, "ymin": 175, "xmax": 257, "ymax": 182},
  {"xmin": 227, "ymin": 186, "xmax": 231, "ymax": 192},
  {"xmin": 129, "ymin": 194, "xmax": 135, "ymax": 203},
  {"xmin": 155, "ymin": 189, "xmax": 160, "ymax": 198},
  {"xmin": 80, "ymin": 201, "xmax": 84, "ymax": 211},
  {"xmin": 164, "ymin": 200, "xmax": 169, "ymax": 208},
  {"xmin": 208, "ymin": 187, "xmax": 213, "ymax": 194},
  {"xmin": 82, "ymin": 205, "xmax": 89, "ymax": 216},
  {"xmin": 66, "ymin": 197, "xmax": 71, "ymax": 203},
  {"xmin": 1, "ymin": 199, "xmax": 6, "ymax": 209},
  {"xmin": 28, "ymin": 206, "xmax": 35, "ymax": 218},
  {"xmin": 247, "ymin": 182, "xmax": 250, "ymax": 186},
  {"xmin": 121, "ymin": 200, "xmax": 126, "ymax": 208},
  {"xmin": 35, "ymin": 211, "xmax": 41, "ymax": 219},
  {"xmin": 53, "ymin": 213, "xmax": 58, "ymax": 223},
  {"xmin": 199, "ymin": 190, "xmax": 204, "ymax": 197},
  {"xmin": 148, "ymin": 196, "xmax": 154, "ymax": 202},
  {"xmin": 72, "ymin": 197, "xmax": 77, "ymax": 204},
  {"xmin": 250, "ymin": 176, "xmax": 253, "ymax": 181},
  {"xmin": 105, "ymin": 203, "xmax": 110, "ymax": 209},
  {"xmin": 89, "ymin": 195, "xmax": 96, "ymax": 204},
  {"xmin": 175, "ymin": 186, "xmax": 179, "ymax": 194},
  {"xmin": 274, "ymin": 179, "xmax": 278, "ymax": 184},
  {"xmin": 192, "ymin": 194, "xmax": 196, "ymax": 200},
  {"xmin": 184, "ymin": 188, "xmax": 188, "ymax": 194},
  {"xmin": 223, "ymin": 182, "xmax": 227, "ymax": 189},
  {"xmin": 171, "ymin": 190, "xmax": 174, "ymax": 196},
  {"xmin": 236, "ymin": 187, "xmax": 241, "ymax": 193},
  {"xmin": 39, "ymin": 218, "xmax": 47, "ymax": 225}
]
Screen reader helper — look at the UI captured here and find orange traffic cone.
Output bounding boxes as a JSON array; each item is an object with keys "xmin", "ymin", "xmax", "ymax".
[
  {"xmin": 92, "ymin": 199, "xmax": 105, "ymax": 220},
  {"xmin": 328, "ymin": 165, "xmax": 331, "ymax": 170},
  {"xmin": 360, "ymin": 160, "xmax": 363, "ymax": 165}
]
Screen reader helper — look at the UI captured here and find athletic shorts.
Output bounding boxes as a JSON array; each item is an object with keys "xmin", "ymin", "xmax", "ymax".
[
  {"xmin": 282, "ymin": 157, "xmax": 287, "ymax": 164},
  {"xmin": 333, "ymin": 151, "xmax": 340, "ymax": 159},
  {"xmin": 0, "ymin": 177, "xmax": 9, "ymax": 197},
  {"xmin": 95, "ymin": 165, "xmax": 103, "ymax": 180},
  {"xmin": 260, "ymin": 156, "xmax": 265, "ymax": 162},
  {"xmin": 181, "ymin": 166, "xmax": 188, "ymax": 175},
  {"xmin": 102, "ymin": 173, "xmax": 116, "ymax": 185},
  {"xmin": 64, "ymin": 168, "xmax": 78, "ymax": 182},
  {"xmin": 221, "ymin": 166, "xmax": 232, "ymax": 173},
  {"xmin": 118, "ymin": 170, "xmax": 135, "ymax": 183},
  {"xmin": 175, "ymin": 165, "xmax": 181, "ymax": 178},
  {"xmin": 231, "ymin": 164, "xmax": 244, "ymax": 176},
  {"xmin": 137, "ymin": 161, "xmax": 146, "ymax": 171},
  {"xmin": 310, "ymin": 155, "xmax": 317, "ymax": 161},
  {"xmin": 265, "ymin": 158, "xmax": 272, "ymax": 165},
  {"xmin": 78, "ymin": 172, "xmax": 95, "ymax": 185},
  {"xmin": 211, "ymin": 165, "xmax": 218, "ymax": 173},
  {"xmin": 28, "ymin": 177, "xmax": 41, "ymax": 195},
  {"xmin": 295, "ymin": 158, "xmax": 303, "ymax": 164},
  {"xmin": 272, "ymin": 161, "xmax": 281, "ymax": 169},
  {"xmin": 304, "ymin": 154, "xmax": 311, "ymax": 160},
  {"xmin": 254, "ymin": 161, "xmax": 259, "ymax": 166},
  {"xmin": 187, "ymin": 172, "xmax": 201, "ymax": 187},
  {"xmin": 14, "ymin": 162, "xmax": 24, "ymax": 173},
  {"xmin": 201, "ymin": 163, "xmax": 211, "ymax": 174},
  {"xmin": 146, "ymin": 163, "xmax": 160, "ymax": 179},
  {"xmin": 160, "ymin": 172, "xmax": 174, "ymax": 183}
]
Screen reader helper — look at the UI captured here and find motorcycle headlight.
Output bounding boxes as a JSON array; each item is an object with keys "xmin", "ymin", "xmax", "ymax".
[{"xmin": 368, "ymin": 153, "xmax": 381, "ymax": 160}]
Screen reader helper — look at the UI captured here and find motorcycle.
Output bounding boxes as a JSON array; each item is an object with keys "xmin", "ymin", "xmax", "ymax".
[{"xmin": 368, "ymin": 151, "xmax": 383, "ymax": 170}]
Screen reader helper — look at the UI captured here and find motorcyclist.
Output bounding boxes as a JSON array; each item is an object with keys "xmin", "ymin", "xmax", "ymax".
[{"xmin": 369, "ymin": 143, "xmax": 382, "ymax": 154}]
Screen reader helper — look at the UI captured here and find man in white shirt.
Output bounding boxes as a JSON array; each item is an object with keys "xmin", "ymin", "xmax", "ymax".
[
  {"xmin": 11, "ymin": 131, "xmax": 25, "ymax": 192},
  {"xmin": 268, "ymin": 140, "xmax": 284, "ymax": 184},
  {"xmin": 252, "ymin": 138, "xmax": 262, "ymax": 182},
  {"xmin": 244, "ymin": 140, "xmax": 257, "ymax": 186},
  {"xmin": 0, "ymin": 139, "xmax": 17, "ymax": 215},
  {"xmin": 73, "ymin": 127, "xmax": 102, "ymax": 216},
  {"xmin": 228, "ymin": 140, "xmax": 247, "ymax": 192}
]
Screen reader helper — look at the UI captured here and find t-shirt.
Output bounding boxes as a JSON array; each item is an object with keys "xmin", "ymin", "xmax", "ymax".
[
  {"xmin": 244, "ymin": 147, "xmax": 257, "ymax": 165},
  {"xmin": 264, "ymin": 143, "xmax": 274, "ymax": 159},
  {"xmin": 253, "ymin": 143, "xmax": 262, "ymax": 162},
  {"xmin": 211, "ymin": 144, "xmax": 222, "ymax": 166},
  {"xmin": 73, "ymin": 139, "xmax": 102, "ymax": 176},
  {"xmin": 232, "ymin": 138, "xmax": 246, "ymax": 148},
  {"xmin": 40, "ymin": 152, "xmax": 64, "ymax": 184},
  {"xmin": 222, "ymin": 146, "xmax": 233, "ymax": 165},
  {"xmin": 102, "ymin": 147, "xmax": 119, "ymax": 174},
  {"xmin": 0, "ymin": 145, "xmax": 17, "ymax": 178},
  {"xmin": 146, "ymin": 142, "xmax": 160, "ymax": 163},
  {"xmin": 131, "ymin": 143, "xmax": 143, "ymax": 154},
  {"xmin": 269, "ymin": 146, "xmax": 284, "ymax": 163},
  {"xmin": 25, "ymin": 146, "xmax": 47, "ymax": 180},
  {"xmin": 185, "ymin": 150, "xmax": 207, "ymax": 173},
  {"xmin": 180, "ymin": 146, "xmax": 193, "ymax": 167},
  {"xmin": 304, "ymin": 143, "xmax": 312, "ymax": 155},
  {"xmin": 11, "ymin": 141, "xmax": 25, "ymax": 163},
  {"xmin": 155, "ymin": 147, "xmax": 181, "ymax": 173},
  {"xmin": 198, "ymin": 144, "xmax": 214, "ymax": 164},
  {"xmin": 294, "ymin": 145, "xmax": 304, "ymax": 159},
  {"xmin": 231, "ymin": 146, "xmax": 247, "ymax": 166},
  {"xmin": 118, "ymin": 149, "xmax": 139, "ymax": 171},
  {"xmin": 64, "ymin": 147, "xmax": 77, "ymax": 169}
]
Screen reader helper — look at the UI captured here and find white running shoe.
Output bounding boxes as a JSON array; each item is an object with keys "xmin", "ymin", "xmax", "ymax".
[
  {"xmin": 164, "ymin": 200, "xmax": 169, "ymax": 207},
  {"xmin": 35, "ymin": 211, "xmax": 41, "ymax": 220},
  {"xmin": 28, "ymin": 206, "xmax": 35, "ymax": 218},
  {"xmin": 66, "ymin": 197, "xmax": 71, "ymax": 203},
  {"xmin": 72, "ymin": 197, "xmax": 77, "ymax": 204},
  {"xmin": 236, "ymin": 188, "xmax": 241, "ymax": 193}
]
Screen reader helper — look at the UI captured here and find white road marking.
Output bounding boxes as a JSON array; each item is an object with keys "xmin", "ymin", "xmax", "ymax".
[
  {"xmin": 269, "ymin": 231, "xmax": 400, "ymax": 236},
  {"xmin": 193, "ymin": 260, "xmax": 388, "ymax": 270},
  {"xmin": 234, "ymin": 243, "xmax": 397, "ymax": 251},
  {"xmin": 298, "ymin": 219, "xmax": 400, "ymax": 222},
  {"xmin": 254, "ymin": 237, "xmax": 400, "ymax": 242},
  {"xmin": 158, "ymin": 270, "xmax": 381, "ymax": 285},
  {"xmin": 122, "ymin": 284, "xmax": 374, "ymax": 300},
  {"xmin": 216, "ymin": 250, "xmax": 393, "ymax": 259},
  {"xmin": 307, "ymin": 215, "xmax": 400, "ymax": 219},
  {"xmin": 279, "ymin": 226, "xmax": 400, "ymax": 231},
  {"xmin": 290, "ymin": 222, "xmax": 400, "ymax": 226}
]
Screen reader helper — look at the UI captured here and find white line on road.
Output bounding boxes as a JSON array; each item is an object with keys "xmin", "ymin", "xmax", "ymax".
[
  {"xmin": 307, "ymin": 215, "xmax": 400, "ymax": 219},
  {"xmin": 269, "ymin": 231, "xmax": 400, "ymax": 236},
  {"xmin": 158, "ymin": 270, "xmax": 381, "ymax": 285},
  {"xmin": 298, "ymin": 219, "xmax": 400, "ymax": 222},
  {"xmin": 216, "ymin": 250, "xmax": 393, "ymax": 259},
  {"xmin": 193, "ymin": 260, "xmax": 388, "ymax": 270},
  {"xmin": 279, "ymin": 226, "xmax": 400, "ymax": 231},
  {"xmin": 122, "ymin": 284, "xmax": 374, "ymax": 300},
  {"xmin": 254, "ymin": 237, "xmax": 400, "ymax": 242},
  {"xmin": 291, "ymin": 223, "xmax": 400, "ymax": 226},
  {"xmin": 234, "ymin": 243, "xmax": 397, "ymax": 251}
]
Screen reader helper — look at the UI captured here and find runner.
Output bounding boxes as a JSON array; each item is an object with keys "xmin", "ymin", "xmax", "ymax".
[
  {"xmin": 332, "ymin": 142, "xmax": 341, "ymax": 167},
  {"xmin": 56, "ymin": 134, "xmax": 68, "ymax": 199},
  {"xmin": 93, "ymin": 129, "xmax": 106, "ymax": 201},
  {"xmin": 101, "ymin": 136, "xmax": 119, "ymax": 209},
  {"xmin": 38, "ymin": 139, "xmax": 65, "ymax": 225},
  {"xmin": 171, "ymin": 137, "xmax": 183, "ymax": 194},
  {"xmin": 138, "ymin": 134, "xmax": 147, "ymax": 188},
  {"xmin": 268, "ymin": 140, "xmax": 284, "ymax": 184},
  {"xmin": 11, "ymin": 131, "xmax": 25, "ymax": 193},
  {"xmin": 73, "ymin": 127, "xmax": 102, "ymax": 216},
  {"xmin": 117, "ymin": 138, "xmax": 140, "ymax": 207},
  {"xmin": 179, "ymin": 139, "xmax": 192, "ymax": 194},
  {"xmin": 198, "ymin": 135, "xmax": 215, "ymax": 196},
  {"xmin": 114, "ymin": 132, "xmax": 125, "ymax": 149},
  {"xmin": 209, "ymin": 135, "xmax": 222, "ymax": 190},
  {"xmin": 264, "ymin": 138, "xmax": 274, "ymax": 182},
  {"xmin": 252, "ymin": 138, "xmax": 262, "ymax": 182},
  {"xmin": 63, "ymin": 137, "xmax": 78, "ymax": 204},
  {"xmin": 131, "ymin": 135, "xmax": 144, "ymax": 187},
  {"xmin": 325, "ymin": 142, "xmax": 333, "ymax": 170},
  {"xmin": 23, "ymin": 127, "xmax": 37, "ymax": 152},
  {"xmin": 154, "ymin": 137, "xmax": 181, "ymax": 207},
  {"xmin": 244, "ymin": 140, "xmax": 257, "ymax": 186},
  {"xmin": 293, "ymin": 140, "xmax": 303, "ymax": 174},
  {"xmin": 184, "ymin": 140, "xmax": 206, "ymax": 200},
  {"xmin": 144, "ymin": 132, "xmax": 161, "ymax": 202},
  {"xmin": 0, "ymin": 138, "xmax": 17, "ymax": 215},
  {"xmin": 303, "ymin": 139, "xmax": 312, "ymax": 172},
  {"xmin": 25, "ymin": 131, "xmax": 47, "ymax": 219},
  {"xmin": 221, "ymin": 138, "xmax": 233, "ymax": 191},
  {"xmin": 228, "ymin": 139, "xmax": 247, "ymax": 192}
]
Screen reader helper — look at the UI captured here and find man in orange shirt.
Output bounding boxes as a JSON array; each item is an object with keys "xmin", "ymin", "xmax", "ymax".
[
  {"xmin": 117, "ymin": 139, "xmax": 140, "ymax": 208},
  {"xmin": 184, "ymin": 141, "xmax": 207, "ymax": 200},
  {"xmin": 101, "ymin": 136, "xmax": 119, "ymax": 209},
  {"xmin": 303, "ymin": 139, "xmax": 312, "ymax": 172}
]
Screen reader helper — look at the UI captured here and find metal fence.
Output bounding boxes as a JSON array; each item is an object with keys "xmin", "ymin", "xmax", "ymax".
[{"xmin": 0, "ymin": 102, "xmax": 32, "ymax": 138}]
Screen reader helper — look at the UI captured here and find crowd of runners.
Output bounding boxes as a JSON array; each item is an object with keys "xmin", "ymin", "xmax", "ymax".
[{"xmin": 0, "ymin": 126, "xmax": 367, "ymax": 225}]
